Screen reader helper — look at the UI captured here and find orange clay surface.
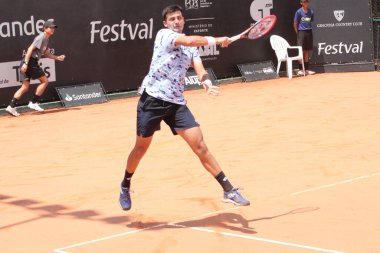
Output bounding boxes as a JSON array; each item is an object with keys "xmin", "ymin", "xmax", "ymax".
[{"xmin": 1, "ymin": 72, "xmax": 380, "ymax": 253}]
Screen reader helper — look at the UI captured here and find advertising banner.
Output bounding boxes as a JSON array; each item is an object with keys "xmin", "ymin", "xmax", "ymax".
[
  {"xmin": 0, "ymin": 0, "xmax": 314, "ymax": 107},
  {"xmin": 309, "ymin": 0, "xmax": 374, "ymax": 64},
  {"xmin": 238, "ymin": 61, "xmax": 278, "ymax": 82},
  {"xmin": 56, "ymin": 82, "xmax": 108, "ymax": 107}
]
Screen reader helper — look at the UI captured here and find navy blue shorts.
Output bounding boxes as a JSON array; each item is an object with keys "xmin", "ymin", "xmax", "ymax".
[{"xmin": 136, "ymin": 91, "xmax": 200, "ymax": 137}]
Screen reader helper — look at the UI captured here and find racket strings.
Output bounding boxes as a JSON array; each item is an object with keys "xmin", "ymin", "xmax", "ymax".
[{"xmin": 247, "ymin": 17, "xmax": 276, "ymax": 39}]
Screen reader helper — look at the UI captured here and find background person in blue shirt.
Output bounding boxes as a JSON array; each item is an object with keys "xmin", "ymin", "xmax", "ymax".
[{"xmin": 294, "ymin": 0, "xmax": 315, "ymax": 75}]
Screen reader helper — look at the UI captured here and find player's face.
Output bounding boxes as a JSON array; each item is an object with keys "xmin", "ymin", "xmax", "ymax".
[
  {"xmin": 45, "ymin": 26, "xmax": 56, "ymax": 36},
  {"xmin": 163, "ymin": 11, "xmax": 185, "ymax": 33},
  {"xmin": 301, "ymin": 0, "xmax": 309, "ymax": 7}
]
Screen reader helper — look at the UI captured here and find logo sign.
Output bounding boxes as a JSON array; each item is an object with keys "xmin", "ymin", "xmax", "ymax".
[
  {"xmin": 185, "ymin": 68, "xmax": 217, "ymax": 91},
  {"xmin": 237, "ymin": 61, "xmax": 278, "ymax": 82},
  {"xmin": 185, "ymin": 0, "xmax": 199, "ymax": 9},
  {"xmin": 0, "ymin": 58, "xmax": 56, "ymax": 89},
  {"xmin": 250, "ymin": 0, "xmax": 273, "ymax": 22},
  {"xmin": 185, "ymin": 0, "xmax": 213, "ymax": 10},
  {"xmin": 334, "ymin": 10, "xmax": 345, "ymax": 22},
  {"xmin": 56, "ymin": 82, "xmax": 108, "ymax": 107}
]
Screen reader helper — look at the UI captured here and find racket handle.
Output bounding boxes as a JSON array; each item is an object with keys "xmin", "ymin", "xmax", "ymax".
[{"xmin": 228, "ymin": 35, "xmax": 241, "ymax": 43}]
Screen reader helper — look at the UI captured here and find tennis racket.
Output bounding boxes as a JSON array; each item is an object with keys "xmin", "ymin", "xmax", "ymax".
[{"xmin": 229, "ymin": 15, "xmax": 277, "ymax": 43}]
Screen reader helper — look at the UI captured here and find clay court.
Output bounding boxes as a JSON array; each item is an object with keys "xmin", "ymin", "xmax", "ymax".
[{"xmin": 1, "ymin": 72, "xmax": 380, "ymax": 253}]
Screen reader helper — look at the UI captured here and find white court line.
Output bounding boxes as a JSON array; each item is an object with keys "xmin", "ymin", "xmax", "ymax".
[
  {"xmin": 53, "ymin": 207, "xmax": 239, "ymax": 253},
  {"xmin": 291, "ymin": 171, "xmax": 380, "ymax": 196},
  {"xmin": 54, "ymin": 205, "xmax": 345, "ymax": 253},
  {"xmin": 53, "ymin": 170, "xmax": 380, "ymax": 253},
  {"xmin": 166, "ymin": 223, "xmax": 345, "ymax": 253},
  {"xmin": 54, "ymin": 224, "xmax": 166, "ymax": 253}
]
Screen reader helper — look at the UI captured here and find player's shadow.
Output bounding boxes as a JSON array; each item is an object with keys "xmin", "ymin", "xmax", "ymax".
[
  {"xmin": 0, "ymin": 194, "xmax": 130, "ymax": 230},
  {"xmin": 126, "ymin": 206, "xmax": 319, "ymax": 235}
]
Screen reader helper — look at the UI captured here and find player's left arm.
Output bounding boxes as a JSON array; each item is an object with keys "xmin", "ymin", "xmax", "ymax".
[
  {"xmin": 44, "ymin": 49, "xmax": 66, "ymax": 61},
  {"xmin": 193, "ymin": 60, "xmax": 219, "ymax": 96}
]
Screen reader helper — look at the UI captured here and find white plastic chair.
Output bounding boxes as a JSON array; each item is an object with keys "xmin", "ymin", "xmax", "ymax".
[{"xmin": 270, "ymin": 35, "xmax": 305, "ymax": 79}]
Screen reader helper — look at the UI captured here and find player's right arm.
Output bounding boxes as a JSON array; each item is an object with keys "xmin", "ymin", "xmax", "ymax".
[
  {"xmin": 294, "ymin": 10, "xmax": 301, "ymax": 34},
  {"xmin": 21, "ymin": 44, "xmax": 36, "ymax": 73},
  {"xmin": 294, "ymin": 21, "xmax": 299, "ymax": 34},
  {"xmin": 175, "ymin": 35, "xmax": 230, "ymax": 48}
]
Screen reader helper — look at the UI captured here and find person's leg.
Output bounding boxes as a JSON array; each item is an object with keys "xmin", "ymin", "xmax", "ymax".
[
  {"xmin": 297, "ymin": 31, "xmax": 306, "ymax": 75},
  {"xmin": 119, "ymin": 91, "xmax": 165, "ymax": 211},
  {"xmin": 13, "ymin": 80, "xmax": 30, "ymax": 101},
  {"xmin": 119, "ymin": 135, "xmax": 153, "ymax": 211},
  {"xmin": 177, "ymin": 127, "xmax": 250, "ymax": 206},
  {"xmin": 27, "ymin": 76, "xmax": 48, "ymax": 111},
  {"xmin": 35, "ymin": 76, "xmax": 49, "ymax": 97},
  {"xmin": 303, "ymin": 50, "xmax": 310, "ymax": 71},
  {"xmin": 122, "ymin": 135, "xmax": 153, "ymax": 187},
  {"xmin": 177, "ymin": 126, "xmax": 222, "ymax": 177},
  {"xmin": 6, "ymin": 80, "xmax": 30, "ymax": 116}
]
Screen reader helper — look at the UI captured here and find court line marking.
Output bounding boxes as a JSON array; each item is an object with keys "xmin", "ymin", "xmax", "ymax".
[
  {"xmin": 53, "ymin": 171, "xmax": 380, "ymax": 252},
  {"xmin": 291, "ymin": 171, "xmax": 380, "ymax": 196},
  {"xmin": 170, "ymin": 224, "xmax": 345, "ymax": 253},
  {"xmin": 54, "ymin": 205, "xmax": 345, "ymax": 253},
  {"xmin": 53, "ymin": 207, "xmax": 239, "ymax": 253}
]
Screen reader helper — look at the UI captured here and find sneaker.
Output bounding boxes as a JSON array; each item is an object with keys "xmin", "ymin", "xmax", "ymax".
[
  {"xmin": 306, "ymin": 70, "xmax": 316, "ymax": 75},
  {"xmin": 297, "ymin": 70, "xmax": 305, "ymax": 76},
  {"xmin": 6, "ymin": 106, "xmax": 20, "ymax": 117},
  {"xmin": 28, "ymin": 102, "xmax": 44, "ymax": 112},
  {"xmin": 119, "ymin": 186, "xmax": 132, "ymax": 211},
  {"xmin": 223, "ymin": 188, "xmax": 250, "ymax": 206}
]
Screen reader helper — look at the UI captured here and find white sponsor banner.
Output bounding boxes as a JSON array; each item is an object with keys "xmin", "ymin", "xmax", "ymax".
[{"xmin": 0, "ymin": 58, "xmax": 56, "ymax": 88}]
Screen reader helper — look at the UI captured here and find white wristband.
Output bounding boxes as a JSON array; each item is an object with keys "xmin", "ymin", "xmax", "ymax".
[
  {"xmin": 205, "ymin": 36, "xmax": 216, "ymax": 46},
  {"xmin": 203, "ymin": 79, "xmax": 212, "ymax": 86}
]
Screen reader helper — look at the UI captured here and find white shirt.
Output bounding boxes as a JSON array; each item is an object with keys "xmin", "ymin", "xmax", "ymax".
[{"xmin": 141, "ymin": 28, "xmax": 202, "ymax": 105}]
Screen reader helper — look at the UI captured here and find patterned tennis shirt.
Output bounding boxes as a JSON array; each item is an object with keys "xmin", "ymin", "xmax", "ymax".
[{"xmin": 141, "ymin": 28, "xmax": 202, "ymax": 105}]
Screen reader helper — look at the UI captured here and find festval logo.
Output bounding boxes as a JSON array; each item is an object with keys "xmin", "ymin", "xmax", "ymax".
[
  {"xmin": 185, "ymin": 0, "xmax": 199, "ymax": 10},
  {"xmin": 250, "ymin": 0, "xmax": 273, "ymax": 22},
  {"xmin": 65, "ymin": 94, "xmax": 73, "ymax": 101},
  {"xmin": 334, "ymin": 10, "xmax": 345, "ymax": 22}
]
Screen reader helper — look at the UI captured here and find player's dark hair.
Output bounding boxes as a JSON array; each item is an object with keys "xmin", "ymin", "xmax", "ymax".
[{"xmin": 162, "ymin": 5, "xmax": 183, "ymax": 21}]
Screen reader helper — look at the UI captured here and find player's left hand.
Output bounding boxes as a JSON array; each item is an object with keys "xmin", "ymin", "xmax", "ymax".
[
  {"xmin": 202, "ymin": 79, "xmax": 219, "ymax": 96},
  {"xmin": 56, "ymin": 55, "xmax": 66, "ymax": 61}
]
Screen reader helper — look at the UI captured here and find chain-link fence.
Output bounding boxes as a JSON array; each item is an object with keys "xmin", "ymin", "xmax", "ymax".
[{"xmin": 372, "ymin": 0, "xmax": 380, "ymax": 67}]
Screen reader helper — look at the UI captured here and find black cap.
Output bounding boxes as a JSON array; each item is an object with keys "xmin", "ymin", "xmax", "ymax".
[{"xmin": 43, "ymin": 19, "xmax": 58, "ymax": 29}]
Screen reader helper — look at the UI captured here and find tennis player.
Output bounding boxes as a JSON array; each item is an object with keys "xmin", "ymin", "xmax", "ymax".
[
  {"xmin": 294, "ymin": 0, "xmax": 315, "ymax": 75},
  {"xmin": 6, "ymin": 19, "xmax": 65, "ymax": 117},
  {"xmin": 119, "ymin": 4, "xmax": 250, "ymax": 211}
]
